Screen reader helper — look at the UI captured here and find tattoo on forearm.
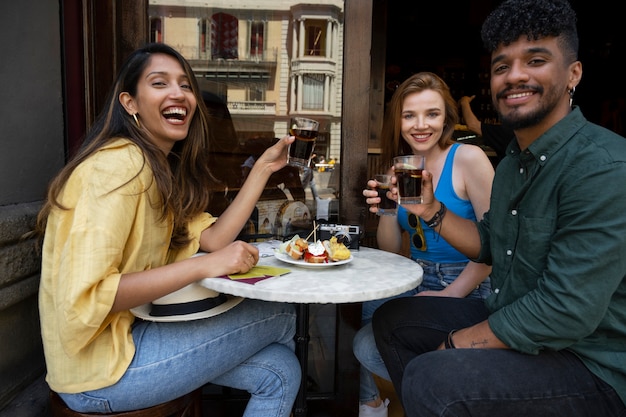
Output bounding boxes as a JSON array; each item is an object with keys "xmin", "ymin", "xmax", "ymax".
[{"xmin": 470, "ymin": 339, "xmax": 489, "ymax": 348}]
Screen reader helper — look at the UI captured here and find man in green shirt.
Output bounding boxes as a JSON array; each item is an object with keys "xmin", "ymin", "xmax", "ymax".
[{"xmin": 369, "ymin": 0, "xmax": 626, "ymax": 415}]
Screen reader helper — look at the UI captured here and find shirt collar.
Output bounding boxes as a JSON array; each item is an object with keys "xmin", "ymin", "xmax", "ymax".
[{"xmin": 507, "ymin": 106, "xmax": 587, "ymax": 166}]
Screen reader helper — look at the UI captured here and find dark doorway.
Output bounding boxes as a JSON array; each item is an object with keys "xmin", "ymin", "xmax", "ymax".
[{"xmin": 384, "ymin": 0, "xmax": 625, "ymax": 136}]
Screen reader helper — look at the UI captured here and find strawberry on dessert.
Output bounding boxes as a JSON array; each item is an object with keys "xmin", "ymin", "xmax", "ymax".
[{"xmin": 304, "ymin": 240, "xmax": 328, "ymax": 263}]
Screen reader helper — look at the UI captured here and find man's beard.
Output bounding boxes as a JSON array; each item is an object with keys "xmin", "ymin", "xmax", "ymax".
[
  {"xmin": 497, "ymin": 86, "xmax": 560, "ymax": 131},
  {"xmin": 500, "ymin": 108, "xmax": 548, "ymax": 130}
]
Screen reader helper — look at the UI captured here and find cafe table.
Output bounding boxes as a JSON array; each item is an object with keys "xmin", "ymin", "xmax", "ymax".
[{"xmin": 200, "ymin": 245, "xmax": 423, "ymax": 417}]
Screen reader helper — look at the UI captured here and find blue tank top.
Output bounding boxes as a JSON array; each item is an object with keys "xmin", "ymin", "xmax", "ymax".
[{"xmin": 397, "ymin": 144, "xmax": 476, "ymax": 263}]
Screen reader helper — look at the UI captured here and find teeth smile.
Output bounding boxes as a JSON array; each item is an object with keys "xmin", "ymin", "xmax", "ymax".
[
  {"xmin": 507, "ymin": 92, "xmax": 533, "ymax": 99},
  {"xmin": 162, "ymin": 107, "xmax": 187, "ymax": 119}
]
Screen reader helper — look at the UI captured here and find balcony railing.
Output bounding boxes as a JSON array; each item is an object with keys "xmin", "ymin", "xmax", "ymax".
[
  {"xmin": 228, "ymin": 101, "xmax": 276, "ymax": 115},
  {"xmin": 190, "ymin": 48, "xmax": 278, "ymax": 70}
]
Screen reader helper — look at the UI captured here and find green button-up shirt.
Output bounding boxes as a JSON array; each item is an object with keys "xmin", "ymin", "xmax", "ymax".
[{"xmin": 477, "ymin": 107, "xmax": 626, "ymax": 403}]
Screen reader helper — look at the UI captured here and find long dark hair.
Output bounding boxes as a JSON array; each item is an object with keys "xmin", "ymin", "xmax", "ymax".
[
  {"xmin": 36, "ymin": 43, "xmax": 215, "ymax": 249},
  {"xmin": 380, "ymin": 72, "xmax": 458, "ymax": 167}
]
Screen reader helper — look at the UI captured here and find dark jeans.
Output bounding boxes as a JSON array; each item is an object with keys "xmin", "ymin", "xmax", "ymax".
[{"xmin": 372, "ymin": 296, "xmax": 626, "ymax": 417}]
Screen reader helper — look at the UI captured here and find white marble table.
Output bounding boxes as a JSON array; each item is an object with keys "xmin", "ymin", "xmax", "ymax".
[
  {"xmin": 200, "ymin": 246, "xmax": 422, "ymax": 417},
  {"xmin": 200, "ymin": 246, "xmax": 421, "ymax": 303}
]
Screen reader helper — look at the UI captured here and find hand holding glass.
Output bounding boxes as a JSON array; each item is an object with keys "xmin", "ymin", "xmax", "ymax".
[
  {"xmin": 288, "ymin": 117, "xmax": 319, "ymax": 168},
  {"xmin": 393, "ymin": 155, "xmax": 425, "ymax": 205},
  {"xmin": 374, "ymin": 174, "xmax": 397, "ymax": 216}
]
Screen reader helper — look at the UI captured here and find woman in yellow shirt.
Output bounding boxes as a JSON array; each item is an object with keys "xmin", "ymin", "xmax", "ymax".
[{"xmin": 36, "ymin": 43, "xmax": 300, "ymax": 415}]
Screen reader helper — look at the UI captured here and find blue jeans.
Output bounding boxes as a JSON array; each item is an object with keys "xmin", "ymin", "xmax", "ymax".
[
  {"xmin": 59, "ymin": 299, "xmax": 301, "ymax": 417},
  {"xmin": 354, "ymin": 260, "xmax": 491, "ymax": 403},
  {"xmin": 373, "ymin": 296, "xmax": 626, "ymax": 416}
]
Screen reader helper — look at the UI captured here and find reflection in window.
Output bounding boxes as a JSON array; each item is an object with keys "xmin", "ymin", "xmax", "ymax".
[
  {"xmin": 150, "ymin": 18, "xmax": 162, "ymax": 43},
  {"xmin": 305, "ymin": 20, "xmax": 326, "ymax": 56},
  {"xmin": 147, "ymin": 1, "xmax": 343, "ymax": 162},
  {"xmin": 302, "ymin": 74, "xmax": 324, "ymax": 110},
  {"xmin": 148, "ymin": 0, "xmax": 345, "ymax": 398},
  {"xmin": 249, "ymin": 21, "xmax": 264, "ymax": 59},
  {"xmin": 212, "ymin": 12, "xmax": 238, "ymax": 60},
  {"xmin": 200, "ymin": 18, "xmax": 209, "ymax": 56},
  {"xmin": 248, "ymin": 85, "xmax": 266, "ymax": 102}
]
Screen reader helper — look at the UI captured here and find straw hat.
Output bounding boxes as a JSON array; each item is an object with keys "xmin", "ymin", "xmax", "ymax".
[{"xmin": 131, "ymin": 282, "xmax": 243, "ymax": 322}]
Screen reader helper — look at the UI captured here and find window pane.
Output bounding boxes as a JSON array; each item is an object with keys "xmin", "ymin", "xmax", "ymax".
[
  {"xmin": 148, "ymin": 0, "xmax": 343, "ymax": 234},
  {"xmin": 150, "ymin": 18, "xmax": 162, "ymax": 43},
  {"xmin": 212, "ymin": 12, "xmax": 238, "ymax": 60},
  {"xmin": 302, "ymin": 73, "xmax": 324, "ymax": 110},
  {"xmin": 199, "ymin": 19, "xmax": 208, "ymax": 55},
  {"xmin": 305, "ymin": 21, "xmax": 325, "ymax": 56},
  {"xmin": 149, "ymin": 0, "xmax": 345, "ymax": 398},
  {"xmin": 249, "ymin": 22, "xmax": 264, "ymax": 58}
]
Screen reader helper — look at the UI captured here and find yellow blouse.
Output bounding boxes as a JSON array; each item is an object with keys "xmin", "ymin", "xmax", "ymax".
[{"xmin": 39, "ymin": 138, "xmax": 216, "ymax": 393}]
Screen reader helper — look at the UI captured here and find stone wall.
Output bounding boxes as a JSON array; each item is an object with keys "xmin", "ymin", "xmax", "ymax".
[
  {"xmin": 0, "ymin": 203, "xmax": 45, "ymax": 410},
  {"xmin": 0, "ymin": 0, "xmax": 64, "ymax": 409}
]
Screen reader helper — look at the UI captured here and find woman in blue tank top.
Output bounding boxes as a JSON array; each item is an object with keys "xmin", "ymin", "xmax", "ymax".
[{"xmin": 354, "ymin": 72, "xmax": 495, "ymax": 417}]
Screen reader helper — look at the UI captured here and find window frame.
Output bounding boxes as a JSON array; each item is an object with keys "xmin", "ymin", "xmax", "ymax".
[{"xmin": 73, "ymin": 1, "xmax": 377, "ymax": 413}]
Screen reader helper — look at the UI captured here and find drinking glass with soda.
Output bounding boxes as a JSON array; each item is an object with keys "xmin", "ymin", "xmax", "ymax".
[
  {"xmin": 288, "ymin": 117, "xmax": 319, "ymax": 168},
  {"xmin": 393, "ymin": 155, "xmax": 425, "ymax": 205},
  {"xmin": 374, "ymin": 174, "xmax": 397, "ymax": 216}
]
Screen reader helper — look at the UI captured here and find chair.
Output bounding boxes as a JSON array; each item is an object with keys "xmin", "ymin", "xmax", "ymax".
[{"xmin": 49, "ymin": 388, "xmax": 202, "ymax": 417}]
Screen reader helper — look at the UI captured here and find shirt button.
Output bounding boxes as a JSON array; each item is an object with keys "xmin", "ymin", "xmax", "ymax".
[
  {"xmin": 511, "ymin": 209, "xmax": 517, "ymax": 216},
  {"xmin": 540, "ymin": 155, "xmax": 547, "ymax": 161},
  {"xmin": 506, "ymin": 249, "xmax": 512, "ymax": 256},
  {"xmin": 494, "ymin": 288, "xmax": 500, "ymax": 294},
  {"xmin": 519, "ymin": 167, "xmax": 524, "ymax": 174}
]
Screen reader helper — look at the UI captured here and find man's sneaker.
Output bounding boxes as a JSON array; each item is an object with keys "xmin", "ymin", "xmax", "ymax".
[{"xmin": 358, "ymin": 398, "xmax": 390, "ymax": 417}]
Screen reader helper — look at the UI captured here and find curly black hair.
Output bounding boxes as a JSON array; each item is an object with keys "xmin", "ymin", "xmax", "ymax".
[{"xmin": 481, "ymin": 0, "xmax": 579, "ymax": 62}]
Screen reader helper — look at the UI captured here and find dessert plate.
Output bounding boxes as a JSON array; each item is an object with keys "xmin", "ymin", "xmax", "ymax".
[{"xmin": 274, "ymin": 251, "xmax": 353, "ymax": 268}]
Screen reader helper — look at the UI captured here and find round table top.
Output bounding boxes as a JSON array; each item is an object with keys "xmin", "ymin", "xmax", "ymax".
[{"xmin": 200, "ymin": 246, "xmax": 422, "ymax": 304}]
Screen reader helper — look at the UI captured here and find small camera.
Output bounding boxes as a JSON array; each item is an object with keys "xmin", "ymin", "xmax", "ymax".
[{"xmin": 318, "ymin": 224, "xmax": 360, "ymax": 250}]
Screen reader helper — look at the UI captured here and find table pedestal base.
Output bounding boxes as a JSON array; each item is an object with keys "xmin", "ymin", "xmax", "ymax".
[{"xmin": 294, "ymin": 303, "xmax": 310, "ymax": 417}]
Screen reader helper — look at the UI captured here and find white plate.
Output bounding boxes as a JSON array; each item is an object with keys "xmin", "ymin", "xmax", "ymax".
[{"xmin": 274, "ymin": 251, "xmax": 353, "ymax": 268}]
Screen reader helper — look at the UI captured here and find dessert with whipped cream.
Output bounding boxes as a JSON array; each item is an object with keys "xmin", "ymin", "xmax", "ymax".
[
  {"xmin": 279, "ymin": 235, "xmax": 351, "ymax": 263},
  {"xmin": 304, "ymin": 240, "xmax": 328, "ymax": 263}
]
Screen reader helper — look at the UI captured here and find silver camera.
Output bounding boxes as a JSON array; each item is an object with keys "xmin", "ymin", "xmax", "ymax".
[{"xmin": 318, "ymin": 224, "xmax": 360, "ymax": 249}]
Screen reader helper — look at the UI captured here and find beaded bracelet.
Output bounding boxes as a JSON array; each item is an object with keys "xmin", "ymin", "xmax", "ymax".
[
  {"xmin": 444, "ymin": 329, "xmax": 457, "ymax": 349},
  {"xmin": 425, "ymin": 201, "xmax": 447, "ymax": 228}
]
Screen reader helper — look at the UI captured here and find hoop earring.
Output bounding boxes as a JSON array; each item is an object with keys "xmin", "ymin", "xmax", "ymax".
[{"xmin": 132, "ymin": 113, "xmax": 140, "ymax": 128}]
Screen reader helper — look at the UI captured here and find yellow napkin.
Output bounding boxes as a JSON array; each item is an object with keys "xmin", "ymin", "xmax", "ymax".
[{"xmin": 228, "ymin": 265, "xmax": 291, "ymax": 280}]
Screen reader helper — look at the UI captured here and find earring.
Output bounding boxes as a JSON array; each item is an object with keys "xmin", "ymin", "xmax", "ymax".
[
  {"xmin": 568, "ymin": 87, "xmax": 576, "ymax": 107},
  {"xmin": 132, "ymin": 113, "xmax": 140, "ymax": 128}
]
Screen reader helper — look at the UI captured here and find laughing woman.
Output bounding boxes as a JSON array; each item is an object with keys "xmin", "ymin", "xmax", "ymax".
[{"xmin": 36, "ymin": 43, "xmax": 300, "ymax": 416}]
